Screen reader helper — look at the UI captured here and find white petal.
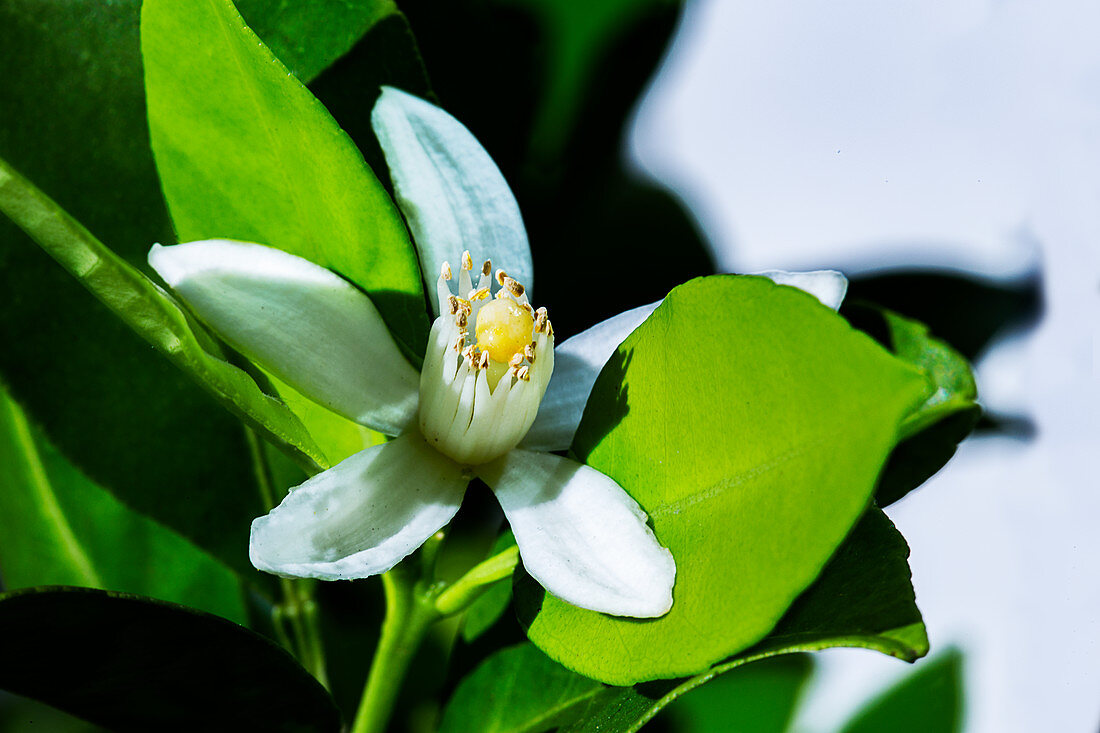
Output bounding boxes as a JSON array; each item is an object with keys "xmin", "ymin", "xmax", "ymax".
[
  {"xmin": 754, "ymin": 269, "xmax": 848, "ymax": 310},
  {"xmin": 371, "ymin": 86, "xmax": 533, "ymax": 314},
  {"xmin": 149, "ymin": 240, "xmax": 420, "ymax": 435},
  {"xmin": 478, "ymin": 448, "xmax": 675, "ymax": 618},
  {"xmin": 522, "ymin": 302, "xmax": 659, "ymax": 452},
  {"xmin": 250, "ymin": 432, "xmax": 468, "ymax": 580}
]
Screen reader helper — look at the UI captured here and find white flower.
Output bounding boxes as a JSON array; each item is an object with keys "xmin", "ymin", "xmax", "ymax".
[{"xmin": 147, "ymin": 88, "xmax": 847, "ymax": 618}]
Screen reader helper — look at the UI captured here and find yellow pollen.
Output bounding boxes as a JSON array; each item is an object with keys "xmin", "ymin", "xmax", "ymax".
[{"xmin": 475, "ymin": 298, "xmax": 534, "ymax": 364}]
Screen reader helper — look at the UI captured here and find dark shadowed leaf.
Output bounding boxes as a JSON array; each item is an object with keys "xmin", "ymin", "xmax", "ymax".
[{"xmin": 0, "ymin": 587, "xmax": 340, "ymax": 732}]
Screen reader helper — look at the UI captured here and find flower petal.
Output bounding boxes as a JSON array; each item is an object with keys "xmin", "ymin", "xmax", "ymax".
[
  {"xmin": 149, "ymin": 240, "xmax": 420, "ymax": 435},
  {"xmin": 371, "ymin": 86, "xmax": 533, "ymax": 314},
  {"xmin": 522, "ymin": 302, "xmax": 659, "ymax": 451},
  {"xmin": 250, "ymin": 432, "xmax": 468, "ymax": 580},
  {"xmin": 753, "ymin": 269, "xmax": 848, "ymax": 310},
  {"xmin": 478, "ymin": 448, "xmax": 675, "ymax": 618}
]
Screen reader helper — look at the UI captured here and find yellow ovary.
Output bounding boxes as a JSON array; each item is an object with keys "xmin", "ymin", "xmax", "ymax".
[{"xmin": 476, "ymin": 298, "xmax": 533, "ymax": 363}]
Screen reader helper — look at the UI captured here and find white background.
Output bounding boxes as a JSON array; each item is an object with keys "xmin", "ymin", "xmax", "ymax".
[{"xmin": 630, "ymin": 1, "xmax": 1100, "ymax": 731}]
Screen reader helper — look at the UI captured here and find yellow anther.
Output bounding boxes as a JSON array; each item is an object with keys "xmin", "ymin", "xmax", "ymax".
[
  {"xmin": 461, "ymin": 251, "xmax": 473, "ymax": 270},
  {"xmin": 441, "ymin": 262, "xmax": 453, "ymax": 280},
  {"xmin": 468, "ymin": 286, "xmax": 491, "ymax": 302},
  {"xmin": 476, "ymin": 298, "xmax": 535, "ymax": 364}
]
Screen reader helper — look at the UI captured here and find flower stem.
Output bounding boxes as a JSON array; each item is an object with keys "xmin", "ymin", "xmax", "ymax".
[{"xmin": 351, "ymin": 562, "xmax": 440, "ymax": 733}]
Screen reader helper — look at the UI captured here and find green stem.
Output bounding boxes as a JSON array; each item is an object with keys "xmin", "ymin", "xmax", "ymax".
[{"xmin": 351, "ymin": 563, "xmax": 440, "ymax": 733}]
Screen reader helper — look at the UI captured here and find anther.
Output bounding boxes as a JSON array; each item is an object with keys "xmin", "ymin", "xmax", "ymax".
[
  {"xmin": 508, "ymin": 353, "xmax": 524, "ymax": 369},
  {"xmin": 481, "ymin": 260, "xmax": 492, "ymax": 277},
  {"xmin": 468, "ymin": 286, "xmax": 490, "ymax": 302},
  {"xmin": 504, "ymin": 277, "xmax": 525, "ymax": 298},
  {"xmin": 517, "ymin": 365, "xmax": 531, "ymax": 381},
  {"xmin": 478, "ymin": 351, "xmax": 490, "ymax": 369},
  {"xmin": 456, "ymin": 311, "xmax": 468, "ymax": 329},
  {"xmin": 461, "ymin": 251, "xmax": 473, "ymax": 271},
  {"xmin": 453, "ymin": 334, "xmax": 466, "ymax": 352},
  {"xmin": 455, "ymin": 297, "xmax": 471, "ymax": 315},
  {"xmin": 534, "ymin": 307, "xmax": 548, "ymax": 332},
  {"xmin": 448, "ymin": 295, "xmax": 459, "ymax": 314},
  {"xmin": 524, "ymin": 343, "xmax": 536, "ymax": 363},
  {"xmin": 441, "ymin": 262, "xmax": 453, "ymax": 280},
  {"xmin": 495, "ymin": 269, "xmax": 507, "ymax": 286}
]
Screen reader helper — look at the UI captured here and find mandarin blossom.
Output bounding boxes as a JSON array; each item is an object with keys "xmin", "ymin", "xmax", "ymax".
[{"xmin": 147, "ymin": 88, "xmax": 847, "ymax": 618}]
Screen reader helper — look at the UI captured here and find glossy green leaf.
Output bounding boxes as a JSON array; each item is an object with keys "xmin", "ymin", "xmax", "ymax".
[
  {"xmin": 839, "ymin": 649, "xmax": 964, "ymax": 733},
  {"xmin": 560, "ymin": 507, "xmax": 928, "ymax": 732},
  {"xmin": 0, "ymin": 587, "xmax": 340, "ymax": 732},
  {"xmin": 0, "ymin": 388, "xmax": 247, "ymax": 623},
  {"xmin": 845, "ymin": 304, "xmax": 981, "ymax": 506},
  {"xmin": 517, "ymin": 276, "xmax": 929, "ymax": 684},
  {"xmin": 0, "ymin": 156, "xmax": 320, "ymax": 574},
  {"xmin": 438, "ymin": 643, "xmax": 606, "ymax": 733},
  {"xmin": 142, "ymin": 0, "xmax": 429, "ymax": 357}
]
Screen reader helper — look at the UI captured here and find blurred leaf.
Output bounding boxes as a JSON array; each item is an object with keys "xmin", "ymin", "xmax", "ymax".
[
  {"xmin": 461, "ymin": 532, "xmax": 517, "ymax": 643},
  {"xmin": 655, "ymin": 655, "xmax": 811, "ymax": 733},
  {"xmin": 845, "ymin": 305, "xmax": 981, "ymax": 506},
  {"xmin": 847, "ymin": 270, "xmax": 1042, "ymax": 362},
  {"xmin": 0, "ymin": 0, "xmax": 400, "ymax": 584},
  {"xmin": 517, "ymin": 276, "xmax": 928, "ymax": 685},
  {"xmin": 0, "ymin": 388, "xmax": 247, "ymax": 623},
  {"xmin": 559, "ymin": 507, "xmax": 928, "ymax": 732},
  {"xmin": 143, "ymin": 0, "xmax": 429, "ymax": 358},
  {"xmin": 399, "ymin": 0, "xmax": 714, "ymax": 340},
  {"xmin": 839, "ymin": 649, "xmax": 964, "ymax": 733},
  {"xmin": 0, "ymin": 587, "xmax": 340, "ymax": 732},
  {"xmin": 438, "ymin": 643, "xmax": 605, "ymax": 733}
]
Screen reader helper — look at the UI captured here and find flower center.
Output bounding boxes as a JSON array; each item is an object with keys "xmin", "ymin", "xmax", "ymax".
[
  {"xmin": 417, "ymin": 251, "xmax": 554, "ymax": 466},
  {"xmin": 476, "ymin": 298, "xmax": 534, "ymax": 364}
]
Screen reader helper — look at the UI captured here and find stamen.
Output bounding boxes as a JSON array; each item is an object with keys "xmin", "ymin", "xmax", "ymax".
[
  {"xmin": 453, "ymin": 334, "xmax": 466, "ymax": 352},
  {"xmin": 478, "ymin": 351, "xmax": 490, "ymax": 369},
  {"xmin": 455, "ymin": 297, "xmax": 471, "ymax": 315},
  {"xmin": 495, "ymin": 269, "xmax": 507, "ymax": 287},
  {"xmin": 461, "ymin": 251, "xmax": 473, "ymax": 271},
  {"xmin": 481, "ymin": 260, "xmax": 492, "ymax": 277},
  {"xmin": 517, "ymin": 365, "xmax": 530, "ymax": 381},
  {"xmin": 468, "ymin": 286, "xmax": 491, "ymax": 302},
  {"xmin": 504, "ymin": 277, "xmax": 525, "ymax": 298},
  {"xmin": 524, "ymin": 343, "xmax": 536, "ymax": 363},
  {"xmin": 456, "ymin": 311, "xmax": 468, "ymax": 330},
  {"xmin": 534, "ymin": 307, "xmax": 548, "ymax": 333},
  {"xmin": 448, "ymin": 295, "xmax": 459, "ymax": 315},
  {"xmin": 508, "ymin": 353, "xmax": 524, "ymax": 369},
  {"xmin": 441, "ymin": 262, "xmax": 453, "ymax": 280}
]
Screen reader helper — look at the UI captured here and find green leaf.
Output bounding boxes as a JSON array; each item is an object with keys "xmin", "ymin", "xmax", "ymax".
[
  {"xmin": 839, "ymin": 649, "xmax": 964, "ymax": 733},
  {"xmin": 438, "ymin": 643, "xmax": 607, "ymax": 733},
  {"xmin": 0, "ymin": 388, "xmax": 247, "ymax": 623},
  {"xmin": 236, "ymin": 0, "xmax": 405, "ymax": 84},
  {"xmin": 142, "ymin": 0, "xmax": 429, "ymax": 358},
  {"xmin": 845, "ymin": 304, "xmax": 981, "ymax": 506},
  {"xmin": 0, "ymin": 156, "xmax": 319, "ymax": 575},
  {"xmin": 654, "ymin": 655, "xmax": 811, "ymax": 733},
  {"xmin": 0, "ymin": 587, "xmax": 340, "ymax": 732},
  {"xmin": 551, "ymin": 507, "xmax": 929, "ymax": 732},
  {"xmin": 517, "ymin": 276, "xmax": 929, "ymax": 685}
]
